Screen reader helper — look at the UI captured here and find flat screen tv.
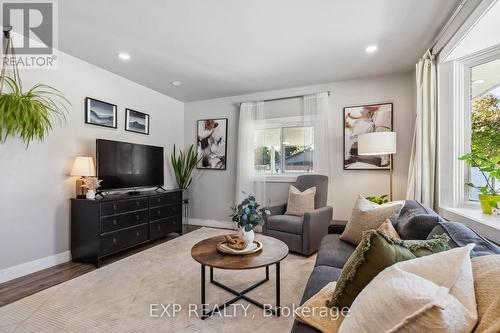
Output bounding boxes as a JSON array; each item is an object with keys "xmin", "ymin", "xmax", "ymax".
[{"xmin": 96, "ymin": 139, "xmax": 164, "ymax": 191}]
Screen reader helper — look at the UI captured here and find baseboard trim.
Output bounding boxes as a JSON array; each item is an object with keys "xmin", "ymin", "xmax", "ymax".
[
  {"xmin": 0, "ymin": 251, "xmax": 71, "ymax": 284},
  {"xmin": 186, "ymin": 218, "xmax": 234, "ymax": 230}
]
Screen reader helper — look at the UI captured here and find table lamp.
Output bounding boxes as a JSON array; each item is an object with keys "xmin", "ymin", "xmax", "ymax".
[
  {"xmin": 358, "ymin": 132, "xmax": 397, "ymax": 201},
  {"xmin": 71, "ymin": 156, "xmax": 96, "ymax": 198}
]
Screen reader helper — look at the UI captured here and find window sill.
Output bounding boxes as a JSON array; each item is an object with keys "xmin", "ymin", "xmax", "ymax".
[
  {"xmin": 253, "ymin": 174, "xmax": 298, "ymax": 183},
  {"xmin": 439, "ymin": 206, "xmax": 500, "ymax": 244}
]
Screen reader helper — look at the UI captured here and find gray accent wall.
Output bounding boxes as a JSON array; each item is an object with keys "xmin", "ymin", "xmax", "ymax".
[{"xmin": 185, "ymin": 72, "xmax": 415, "ymax": 224}]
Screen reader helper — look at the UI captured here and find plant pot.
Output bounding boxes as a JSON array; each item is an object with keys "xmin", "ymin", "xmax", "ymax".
[
  {"xmin": 479, "ymin": 194, "xmax": 500, "ymax": 214},
  {"xmin": 239, "ymin": 228, "xmax": 255, "ymax": 246},
  {"xmin": 86, "ymin": 190, "xmax": 96, "ymax": 200}
]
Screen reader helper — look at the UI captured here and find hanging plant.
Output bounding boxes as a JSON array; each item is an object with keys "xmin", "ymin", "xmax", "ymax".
[{"xmin": 0, "ymin": 27, "xmax": 70, "ymax": 147}]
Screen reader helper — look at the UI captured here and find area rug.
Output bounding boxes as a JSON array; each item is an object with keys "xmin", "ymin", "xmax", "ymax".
[{"xmin": 0, "ymin": 227, "xmax": 316, "ymax": 333}]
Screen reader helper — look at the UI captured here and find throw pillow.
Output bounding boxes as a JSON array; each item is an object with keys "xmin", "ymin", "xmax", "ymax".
[
  {"xmin": 285, "ymin": 185, "xmax": 316, "ymax": 217},
  {"xmin": 295, "ymin": 282, "xmax": 346, "ymax": 333},
  {"xmin": 377, "ymin": 219, "xmax": 400, "ymax": 239},
  {"xmin": 327, "ymin": 230, "xmax": 449, "ymax": 309},
  {"xmin": 471, "ymin": 255, "xmax": 500, "ymax": 333},
  {"xmin": 338, "ymin": 244, "xmax": 478, "ymax": 333},
  {"xmin": 340, "ymin": 195, "xmax": 404, "ymax": 245}
]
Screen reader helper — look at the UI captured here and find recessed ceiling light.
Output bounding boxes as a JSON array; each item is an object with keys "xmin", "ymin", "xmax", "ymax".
[
  {"xmin": 171, "ymin": 81, "xmax": 182, "ymax": 86},
  {"xmin": 365, "ymin": 45, "xmax": 378, "ymax": 53},
  {"xmin": 473, "ymin": 79, "xmax": 485, "ymax": 84},
  {"xmin": 117, "ymin": 53, "xmax": 130, "ymax": 60}
]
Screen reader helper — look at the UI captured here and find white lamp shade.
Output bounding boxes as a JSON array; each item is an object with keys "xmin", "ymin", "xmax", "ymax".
[
  {"xmin": 358, "ymin": 132, "xmax": 397, "ymax": 155},
  {"xmin": 70, "ymin": 156, "xmax": 96, "ymax": 177}
]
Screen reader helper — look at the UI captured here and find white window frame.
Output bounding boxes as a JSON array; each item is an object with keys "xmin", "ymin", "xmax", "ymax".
[
  {"xmin": 450, "ymin": 44, "xmax": 500, "ymax": 209},
  {"xmin": 253, "ymin": 115, "xmax": 316, "ymax": 182}
]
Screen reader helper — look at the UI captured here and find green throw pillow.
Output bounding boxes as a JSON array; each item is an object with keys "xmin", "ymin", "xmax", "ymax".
[{"xmin": 326, "ymin": 230, "xmax": 449, "ymax": 309}]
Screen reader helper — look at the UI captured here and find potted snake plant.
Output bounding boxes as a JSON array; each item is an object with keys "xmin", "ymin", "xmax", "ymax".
[{"xmin": 170, "ymin": 144, "xmax": 200, "ymax": 193}]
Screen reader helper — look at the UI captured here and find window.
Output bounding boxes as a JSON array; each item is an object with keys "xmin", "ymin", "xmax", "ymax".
[
  {"xmin": 254, "ymin": 125, "xmax": 314, "ymax": 174},
  {"xmin": 467, "ymin": 58, "xmax": 500, "ymax": 201}
]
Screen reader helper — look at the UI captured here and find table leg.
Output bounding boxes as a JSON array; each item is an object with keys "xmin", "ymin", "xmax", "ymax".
[
  {"xmin": 265, "ymin": 265, "xmax": 269, "ymax": 281},
  {"xmin": 201, "ymin": 264, "xmax": 206, "ymax": 318},
  {"xmin": 210, "ymin": 266, "xmax": 214, "ymax": 283},
  {"xmin": 276, "ymin": 262, "xmax": 281, "ymax": 317}
]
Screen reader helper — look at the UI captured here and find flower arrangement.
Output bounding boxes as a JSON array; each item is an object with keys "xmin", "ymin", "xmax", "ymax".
[
  {"xmin": 81, "ymin": 177, "xmax": 102, "ymax": 191},
  {"xmin": 231, "ymin": 193, "xmax": 270, "ymax": 232}
]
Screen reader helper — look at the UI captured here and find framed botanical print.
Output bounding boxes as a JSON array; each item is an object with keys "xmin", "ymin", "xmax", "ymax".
[
  {"xmin": 196, "ymin": 118, "xmax": 228, "ymax": 170},
  {"xmin": 343, "ymin": 102, "xmax": 393, "ymax": 170},
  {"xmin": 85, "ymin": 97, "xmax": 117, "ymax": 128},
  {"xmin": 125, "ymin": 109, "xmax": 150, "ymax": 135}
]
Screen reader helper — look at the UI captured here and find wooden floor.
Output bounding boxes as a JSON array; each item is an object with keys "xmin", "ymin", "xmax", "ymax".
[{"xmin": 0, "ymin": 225, "xmax": 201, "ymax": 307}]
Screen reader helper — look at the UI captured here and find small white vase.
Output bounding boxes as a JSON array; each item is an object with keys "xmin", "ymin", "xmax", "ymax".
[
  {"xmin": 86, "ymin": 190, "xmax": 96, "ymax": 200},
  {"xmin": 239, "ymin": 228, "xmax": 255, "ymax": 245}
]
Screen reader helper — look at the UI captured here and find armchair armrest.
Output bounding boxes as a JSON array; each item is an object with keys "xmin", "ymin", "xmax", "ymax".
[
  {"xmin": 302, "ymin": 206, "xmax": 333, "ymax": 255},
  {"xmin": 262, "ymin": 203, "xmax": 287, "ymax": 234},
  {"xmin": 266, "ymin": 203, "xmax": 287, "ymax": 216}
]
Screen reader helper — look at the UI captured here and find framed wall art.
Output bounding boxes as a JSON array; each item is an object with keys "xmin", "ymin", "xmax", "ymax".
[
  {"xmin": 343, "ymin": 102, "xmax": 393, "ymax": 170},
  {"xmin": 196, "ymin": 118, "xmax": 228, "ymax": 170}
]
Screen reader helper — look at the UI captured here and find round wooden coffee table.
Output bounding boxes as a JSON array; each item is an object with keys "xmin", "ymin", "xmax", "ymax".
[{"xmin": 191, "ymin": 234, "xmax": 289, "ymax": 319}]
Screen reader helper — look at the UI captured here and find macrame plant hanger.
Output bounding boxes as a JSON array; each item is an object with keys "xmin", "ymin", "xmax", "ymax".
[{"xmin": 0, "ymin": 25, "xmax": 22, "ymax": 94}]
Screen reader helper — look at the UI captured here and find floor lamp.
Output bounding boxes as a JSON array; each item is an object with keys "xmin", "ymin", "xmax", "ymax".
[{"xmin": 358, "ymin": 132, "xmax": 397, "ymax": 201}]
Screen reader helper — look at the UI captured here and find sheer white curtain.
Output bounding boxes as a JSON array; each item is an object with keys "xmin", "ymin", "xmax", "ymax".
[
  {"xmin": 406, "ymin": 50, "xmax": 437, "ymax": 207},
  {"xmin": 236, "ymin": 102, "xmax": 266, "ymax": 203},
  {"xmin": 304, "ymin": 92, "xmax": 334, "ymax": 205}
]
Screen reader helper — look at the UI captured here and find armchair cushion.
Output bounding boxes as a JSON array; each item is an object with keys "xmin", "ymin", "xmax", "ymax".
[
  {"xmin": 285, "ymin": 185, "xmax": 316, "ymax": 216},
  {"xmin": 266, "ymin": 214, "xmax": 303, "ymax": 235}
]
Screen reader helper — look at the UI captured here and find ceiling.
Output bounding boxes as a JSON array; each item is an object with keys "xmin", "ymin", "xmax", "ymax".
[{"xmin": 59, "ymin": 0, "xmax": 459, "ymax": 102}]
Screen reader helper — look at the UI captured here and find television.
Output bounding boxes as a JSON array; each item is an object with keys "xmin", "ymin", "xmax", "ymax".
[{"xmin": 96, "ymin": 139, "xmax": 164, "ymax": 191}]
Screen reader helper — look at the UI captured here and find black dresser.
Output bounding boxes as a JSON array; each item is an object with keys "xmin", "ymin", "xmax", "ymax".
[{"xmin": 71, "ymin": 190, "xmax": 182, "ymax": 267}]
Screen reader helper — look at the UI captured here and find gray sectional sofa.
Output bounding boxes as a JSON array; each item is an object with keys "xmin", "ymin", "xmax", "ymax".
[{"xmin": 291, "ymin": 200, "xmax": 500, "ymax": 333}]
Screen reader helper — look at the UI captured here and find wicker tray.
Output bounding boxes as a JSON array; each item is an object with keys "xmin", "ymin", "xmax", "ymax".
[{"xmin": 217, "ymin": 240, "xmax": 263, "ymax": 255}]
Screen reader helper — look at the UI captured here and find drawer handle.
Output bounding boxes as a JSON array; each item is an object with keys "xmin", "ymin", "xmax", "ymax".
[
  {"xmin": 157, "ymin": 210, "xmax": 161, "ymax": 215},
  {"xmin": 136, "ymin": 215, "xmax": 140, "ymax": 220},
  {"xmin": 113, "ymin": 219, "xmax": 117, "ymax": 225},
  {"xmin": 136, "ymin": 231, "xmax": 140, "ymax": 237},
  {"xmin": 136, "ymin": 201, "xmax": 140, "ymax": 207},
  {"xmin": 157, "ymin": 198, "xmax": 161, "ymax": 203},
  {"xmin": 113, "ymin": 204, "xmax": 117, "ymax": 210},
  {"xmin": 157, "ymin": 225, "xmax": 161, "ymax": 230},
  {"xmin": 112, "ymin": 238, "xmax": 117, "ymax": 244}
]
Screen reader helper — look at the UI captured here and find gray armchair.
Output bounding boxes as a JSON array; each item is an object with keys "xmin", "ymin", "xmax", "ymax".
[{"xmin": 263, "ymin": 175, "xmax": 333, "ymax": 256}]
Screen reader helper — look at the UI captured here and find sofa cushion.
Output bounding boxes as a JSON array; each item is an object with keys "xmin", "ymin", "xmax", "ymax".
[
  {"xmin": 471, "ymin": 255, "xmax": 500, "ymax": 333},
  {"xmin": 339, "ymin": 245, "xmax": 477, "ymax": 333},
  {"xmin": 266, "ymin": 214, "xmax": 303, "ymax": 235},
  {"xmin": 340, "ymin": 196, "xmax": 404, "ymax": 245},
  {"xmin": 327, "ymin": 230, "xmax": 449, "ymax": 309},
  {"xmin": 315, "ymin": 234, "xmax": 356, "ymax": 268},
  {"xmin": 427, "ymin": 221, "xmax": 500, "ymax": 257},
  {"xmin": 300, "ymin": 265, "xmax": 342, "ymax": 305},
  {"xmin": 395, "ymin": 200, "xmax": 443, "ymax": 239}
]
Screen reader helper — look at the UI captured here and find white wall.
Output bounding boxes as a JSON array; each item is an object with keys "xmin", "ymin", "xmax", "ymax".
[
  {"xmin": 185, "ymin": 73, "xmax": 415, "ymax": 224},
  {"xmin": 0, "ymin": 52, "xmax": 184, "ymax": 277}
]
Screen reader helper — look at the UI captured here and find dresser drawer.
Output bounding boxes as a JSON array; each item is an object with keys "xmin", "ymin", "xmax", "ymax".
[
  {"xmin": 150, "ymin": 192, "xmax": 182, "ymax": 208},
  {"xmin": 100, "ymin": 224, "xmax": 148, "ymax": 256},
  {"xmin": 150, "ymin": 204, "xmax": 182, "ymax": 221},
  {"xmin": 101, "ymin": 198, "xmax": 148, "ymax": 216},
  {"xmin": 101, "ymin": 209, "xmax": 148, "ymax": 234},
  {"xmin": 150, "ymin": 216, "xmax": 182, "ymax": 240}
]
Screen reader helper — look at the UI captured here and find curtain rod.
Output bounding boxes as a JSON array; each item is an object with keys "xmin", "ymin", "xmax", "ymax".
[
  {"xmin": 238, "ymin": 91, "xmax": 331, "ymax": 106},
  {"xmin": 430, "ymin": 0, "xmax": 467, "ymax": 55}
]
